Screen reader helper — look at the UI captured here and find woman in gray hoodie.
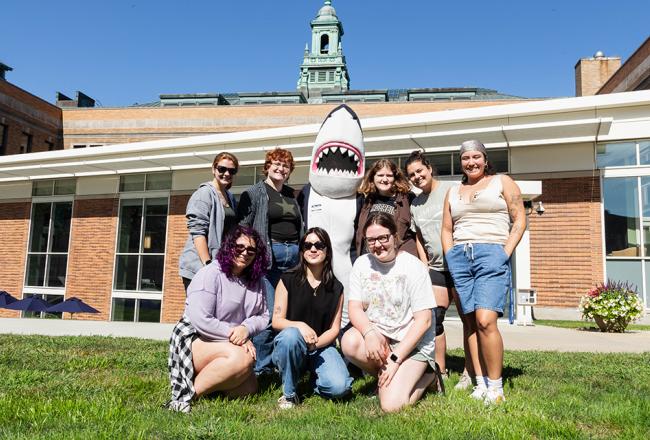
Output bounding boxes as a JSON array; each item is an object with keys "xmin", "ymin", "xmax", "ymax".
[{"xmin": 179, "ymin": 152, "xmax": 239, "ymax": 291}]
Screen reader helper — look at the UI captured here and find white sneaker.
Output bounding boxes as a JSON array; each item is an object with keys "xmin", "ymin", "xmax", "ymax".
[
  {"xmin": 454, "ymin": 371, "xmax": 472, "ymax": 390},
  {"xmin": 484, "ymin": 387, "xmax": 506, "ymax": 405},
  {"xmin": 470, "ymin": 385, "xmax": 488, "ymax": 400},
  {"xmin": 277, "ymin": 394, "xmax": 300, "ymax": 410}
]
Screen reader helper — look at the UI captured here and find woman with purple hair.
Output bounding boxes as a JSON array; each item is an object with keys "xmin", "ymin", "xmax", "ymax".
[{"xmin": 166, "ymin": 225, "xmax": 269, "ymax": 413}]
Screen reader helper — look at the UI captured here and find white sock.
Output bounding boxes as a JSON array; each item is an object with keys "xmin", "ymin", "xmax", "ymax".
[
  {"xmin": 487, "ymin": 377, "xmax": 503, "ymax": 390},
  {"xmin": 476, "ymin": 376, "xmax": 488, "ymax": 388}
]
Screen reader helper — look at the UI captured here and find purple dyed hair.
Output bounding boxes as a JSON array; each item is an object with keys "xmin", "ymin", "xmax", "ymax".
[{"xmin": 217, "ymin": 225, "xmax": 268, "ymax": 287}]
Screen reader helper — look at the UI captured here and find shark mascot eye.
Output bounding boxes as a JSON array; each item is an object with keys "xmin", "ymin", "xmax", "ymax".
[{"xmin": 298, "ymin": 104, "xmax": 365, "ymax": 326}]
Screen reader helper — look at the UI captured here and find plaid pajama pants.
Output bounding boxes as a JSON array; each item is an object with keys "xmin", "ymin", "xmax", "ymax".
[{"xmin": 168, "ymin": 316, "xmax": 198, "ymax": 404}]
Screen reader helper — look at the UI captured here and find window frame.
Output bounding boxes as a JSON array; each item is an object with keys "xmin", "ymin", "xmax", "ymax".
[{"xmin": 23, "ymin": 195, "xmax": 74, "ymax": 293}]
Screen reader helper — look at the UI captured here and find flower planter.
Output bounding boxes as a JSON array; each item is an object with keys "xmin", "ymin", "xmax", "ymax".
[{"xmin": 593, "ymin": 315, "xmax": 630, "ymax": 333}]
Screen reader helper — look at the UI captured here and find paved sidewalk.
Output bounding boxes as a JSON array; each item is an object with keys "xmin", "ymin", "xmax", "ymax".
[{"xmin": 0, "ymin": 318, "xmax": 648, "ymax": 353}]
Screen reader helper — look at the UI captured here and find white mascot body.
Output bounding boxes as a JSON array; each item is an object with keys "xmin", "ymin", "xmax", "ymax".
[{"xmin": 299, "ymin": 105, "xmax": 365, "ymax": 325}]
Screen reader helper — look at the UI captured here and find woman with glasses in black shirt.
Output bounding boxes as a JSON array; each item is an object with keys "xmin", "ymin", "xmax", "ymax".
[{"xmin": 271, "ymin": 227, "xmax": 352, "ymax": 409}]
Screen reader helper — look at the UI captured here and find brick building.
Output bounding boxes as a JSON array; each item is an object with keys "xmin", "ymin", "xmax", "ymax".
[
  {"xmin": 0, "ymin": 63, "xmax": 63, "ymax": 156},
  {"xmin": 0, "ymin": 3, "xmax": 649, "ymax": 323}
]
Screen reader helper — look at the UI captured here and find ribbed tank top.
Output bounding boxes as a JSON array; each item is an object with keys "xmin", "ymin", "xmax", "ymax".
[{"xmin": 448, "ymin": 175, "xmax": 510, "ymax": 245}]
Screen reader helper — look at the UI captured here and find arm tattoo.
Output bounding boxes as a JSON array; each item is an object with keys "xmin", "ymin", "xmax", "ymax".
[{"xmin": 273, "ymin": 305, "xmax": 283, "ymax": 315}]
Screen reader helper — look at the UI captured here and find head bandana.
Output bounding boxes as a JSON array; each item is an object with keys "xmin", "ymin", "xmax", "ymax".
[{"xmin": 459, "ymin": 140, "xmax": 488, "ymax": 159}]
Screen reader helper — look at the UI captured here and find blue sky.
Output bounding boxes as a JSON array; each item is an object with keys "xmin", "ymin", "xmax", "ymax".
[{"xmin": 3, "ymin": 0, "xmax": 649, "ymax": 107}]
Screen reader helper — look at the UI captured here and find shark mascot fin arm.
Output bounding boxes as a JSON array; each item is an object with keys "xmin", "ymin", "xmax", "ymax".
[{"xmin": 298, "ymin": 104, "xmax": 365, "ymax": 326}]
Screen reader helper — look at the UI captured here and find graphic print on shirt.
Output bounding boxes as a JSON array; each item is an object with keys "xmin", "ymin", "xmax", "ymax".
[{"xmin": 360, "ymin": 271, "xmax": 408, "ymax": 324}]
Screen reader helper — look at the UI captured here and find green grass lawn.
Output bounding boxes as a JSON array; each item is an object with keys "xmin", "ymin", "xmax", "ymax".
[
  {"xmin": 1, "ymin": 335, "xmax": 649, "ymax": 440},
  {"xmin": 535, "ymin": 319, "xmax": 650, "ymax": 332}
]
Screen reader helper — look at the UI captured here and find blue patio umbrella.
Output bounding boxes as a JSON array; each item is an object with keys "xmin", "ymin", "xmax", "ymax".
[
  {"xmin": 0, "ymin": 291, "xmax": 18, "ymax": 308},
  {"xmin": 4, "ymin": 296, "xmax": 50, "ymax": 312},
  {"xmin": 46, "ymin": 297, "xmax": 99, "ymax": 314}
]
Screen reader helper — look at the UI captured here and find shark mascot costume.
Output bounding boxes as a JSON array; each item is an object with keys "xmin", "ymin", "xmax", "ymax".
[{"xmin": 298, "ymin": 104, "xmax": 365, "ymax": 325}]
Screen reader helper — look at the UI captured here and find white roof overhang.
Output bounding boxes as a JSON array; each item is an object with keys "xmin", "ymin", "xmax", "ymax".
[{"xmin": 1, "ymin": 90, "xmax": 649, "ymax": 182}]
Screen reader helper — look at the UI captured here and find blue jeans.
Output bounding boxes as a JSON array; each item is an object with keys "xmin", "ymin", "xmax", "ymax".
[
  {"xmin": 272, "ymin": 327, "xmax": 352, "ymax": 399},
  {"xmin": 253, "ymin": 242, "xmax": 299, "ymax": 375}
]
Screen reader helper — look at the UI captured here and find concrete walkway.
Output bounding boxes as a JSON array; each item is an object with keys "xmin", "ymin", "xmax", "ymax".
[{"xmin": 1, "ymin": 317, "xmax": 648, "ymax": 353}]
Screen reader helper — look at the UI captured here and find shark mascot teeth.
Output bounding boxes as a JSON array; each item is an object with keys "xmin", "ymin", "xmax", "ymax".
[{"xmin": 298, "ymin": 104, "xmax": 365, "ymax": 325}]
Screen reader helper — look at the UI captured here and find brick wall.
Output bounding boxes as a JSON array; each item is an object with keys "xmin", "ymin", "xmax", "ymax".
[
  {"xmin": 529, "ymin": 176, "xmax": 603, "ymax": 307},
  {"xmin": 61, "ymin": 100, "xmax": 531, "ymax": 148},
  {"xmin": 161, "ymin": 194, "xmax": 190, "ymax": 323},
  {"xmin": 65, "ymin": 198, "xmax": 118, "ymax": 320},
  {"xmin": 0, "ymin": 80, "xmax": 64, "ymax": 155},
  {"xmin": 0, "ymin": 201, "xmax": 30, "ymax": 317}
]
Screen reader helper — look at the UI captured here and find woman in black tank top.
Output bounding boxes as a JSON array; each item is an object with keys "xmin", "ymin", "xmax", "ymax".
[{"xmin": 270, "ymin": 227, "xmax": 352, "ymax": 409}]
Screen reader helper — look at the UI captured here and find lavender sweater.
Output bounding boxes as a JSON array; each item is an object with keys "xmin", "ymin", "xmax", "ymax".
[{"xmin": 185, "ymin": 261, "xmax": 269, "ymax": 341}]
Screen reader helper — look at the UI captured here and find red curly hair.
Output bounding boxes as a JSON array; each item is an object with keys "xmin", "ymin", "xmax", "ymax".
[{"xmin": 263, "ymin": 148, "xmax": 295, "ymax": 176}]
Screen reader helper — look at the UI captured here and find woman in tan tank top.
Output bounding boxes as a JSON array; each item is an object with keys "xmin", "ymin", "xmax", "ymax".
[{"xmin": 441, "ymin": 140, "xmax": 526, "ymax": 405}]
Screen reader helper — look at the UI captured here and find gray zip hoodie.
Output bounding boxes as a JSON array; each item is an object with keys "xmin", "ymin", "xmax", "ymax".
[{"xmin": 178, "ymin": 182, "xmax": 235, "ymax": 280}]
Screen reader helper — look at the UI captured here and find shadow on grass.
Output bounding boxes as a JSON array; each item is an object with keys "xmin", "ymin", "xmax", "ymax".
[{"xmin": 446, "ymin": 354, "xmax": 524, "ymax": 381}]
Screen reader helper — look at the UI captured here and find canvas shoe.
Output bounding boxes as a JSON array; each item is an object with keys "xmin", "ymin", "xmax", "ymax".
[
  {"xmin": 277, "ymin": 394, "xmax": 300, "ymax": 410},
  {"xmin": 484, "ymin": 387, "xmax": 506, "ymax": 405},
  {"xmin": 454, "ymin": 371, "xmax": 472, "ymax": 390},
  {"xmin": 470, "ymin": 385, "xmax": 488, "ymax": 400},
  {"xmin": 165, "ymin": 400, "xmax": 191, "ymax": 413}
]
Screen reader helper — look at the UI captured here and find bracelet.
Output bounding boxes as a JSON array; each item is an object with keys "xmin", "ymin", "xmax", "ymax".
[{"xmin": 362, "ymin": 326, "xmax": 377, "ymax": 339}]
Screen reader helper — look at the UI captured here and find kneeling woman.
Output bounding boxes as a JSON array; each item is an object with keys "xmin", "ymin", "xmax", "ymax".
[
  {"xmin": 342, "ymin": 212, "xmax": 437, "ymax": 413},
  {"xmin": 271, "ymin": 227, "xmax": 352, "ymax": 409},
  {"xmin": 167, "ymin": 226, "xmax": 269, "ymax": 412}
]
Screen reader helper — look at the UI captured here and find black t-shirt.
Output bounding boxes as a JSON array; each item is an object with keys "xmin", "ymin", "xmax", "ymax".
[
  {"xmin": 265, "ymin": 183, "xmax": 300, "ymax": 242},
  {"xmin": 222, "ymin": 205, "xmax": 237, "ymax": 239},
  {"xmin": 281, "ymin": 270, "xmax": 343, "ymax": 337}
]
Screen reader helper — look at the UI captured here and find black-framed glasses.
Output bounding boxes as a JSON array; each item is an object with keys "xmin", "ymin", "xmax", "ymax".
[
  {"xmin": 302, "ymin": 241, "xmax": 326, "ymax": 251},
  {"xmin": 235, "ymin": 244, "xmax": 257, "ymax": 256},
  {"xmin": 216, "ymin": 165, "xmax": 238, "ymax": 175},
  {"xmin": 365, "ymin": 234, "xmax": 392, "ymax": 246}
]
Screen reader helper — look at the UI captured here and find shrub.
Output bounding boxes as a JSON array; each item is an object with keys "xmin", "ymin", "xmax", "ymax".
[{"xmin": 579, "ymin": 280, "xmax": 645, "ymax": 332}]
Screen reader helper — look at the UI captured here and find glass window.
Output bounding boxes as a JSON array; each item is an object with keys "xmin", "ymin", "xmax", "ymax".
[
  {"xmin": 25, "ymin": 201, "xmax": 72, "ymax": 287},
  {"xmin": 119, "ymin": 175, "xmax": 145, "ymax": 192},
  {"xmin": 114, "ymin": 197, "xmax": 168, "ymax": 292},
  {"xmin": 639, "ymin": 141, "xmax": 650, "ymax": 166},
  {"xmin": 603, "ymin": 178, "xmax": 640, "ymax": 257},
  {"xmin": 596, "ymin": 142, "xmax": 637, "ymax": 168},
  {"xmin": 22, "ymin": 293, "xmax": 63, "ymax": 319},
  {"xmin": 641, "ymin": 177, "xmax": 650, "ymax": 257},
  {"xmin": 234, "ymin": 166, "xmax": 258, "ymax": 187},
  {"xmin": 32, "ymin": 179, "xmax": 75, "ymax": 196},
  {"xmin": 489, "ymin": 150, "xmax": 509, "ymax": 173},
  {"xmin": 427, "ymin": 153, "xmax": 453, "ymax": 176},
  {"xmin": 606, "ymin": 260, "xmax": 643, "ymax": 293},
  {"xmin": 111, "ymin": 298, "xmax": 161, "ymax": 322},
  {"xmin": 145, "ymin": 172, "xmax": 172, "ymax": 191}
]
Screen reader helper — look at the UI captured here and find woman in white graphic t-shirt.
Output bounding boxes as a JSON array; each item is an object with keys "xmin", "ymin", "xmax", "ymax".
[{"xmin": 341, "ymin": 211, "xmax": 439, "ymax": 413}]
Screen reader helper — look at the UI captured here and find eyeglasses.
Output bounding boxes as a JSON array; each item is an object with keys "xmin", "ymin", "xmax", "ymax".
[
  {"xmin": 365, "ymin": 234, "xmax": 392, "ymax": 246},
  {"xmin": 271, "ymin": 161, "xmax": 291, "ymax": 170},
  {"xmin": 235, "ymin": 244, "xmax": 257, "ymax": 256},
  {"xmin": 216, "ymin": 165, "xmax": 238, "ymax": 175},
  {"xmin": 302, "ymin": 241, "xmax": 326, "ymax": 251}
]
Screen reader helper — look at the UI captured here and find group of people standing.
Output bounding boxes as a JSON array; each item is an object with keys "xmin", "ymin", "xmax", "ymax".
[{"xmin": 167, "ymin": 138, "xmax": 525, "ymax": 413}]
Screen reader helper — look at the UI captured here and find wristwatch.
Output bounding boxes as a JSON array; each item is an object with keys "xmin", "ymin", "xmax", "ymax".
[
  {"xmin": 204, "ymin": 259, "xmax": 212, "ymax": 266},
  {"xmin": 389, "ymin": 352, "xmax": 401, "ymax": 364}
]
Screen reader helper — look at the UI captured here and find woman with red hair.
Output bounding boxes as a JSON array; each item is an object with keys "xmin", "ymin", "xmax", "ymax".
[{"xmin": 238, "ymin": 147, "xmax": 304, "ymax": 375}]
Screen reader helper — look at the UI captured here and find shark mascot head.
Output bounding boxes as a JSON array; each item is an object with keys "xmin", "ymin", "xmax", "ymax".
[{"xmin": 309, "ymin": 104, "xmax": 365, "ymax": 199}]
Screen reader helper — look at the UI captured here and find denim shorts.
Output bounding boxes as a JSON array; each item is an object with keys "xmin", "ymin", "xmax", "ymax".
[{"xmin": 444, "ymin": 243, "xmax": 511, "ymax": 317}]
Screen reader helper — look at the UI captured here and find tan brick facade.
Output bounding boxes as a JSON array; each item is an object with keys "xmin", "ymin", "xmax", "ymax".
[
  {"xmin": 575, "ymin": 57, "xmax": 621, "ymax": 97},
  {"xmin": 65, "ymin": 198, "xmax": 118, "ymax": 320},
  {"xmin": 529, "ymin": 176, "xmax": 603, "ymax": 307},
  {"xmin": 161, "ymin": 194, "xmax": 190, "ymax": 323},
  {"xmin": 0, "ymin": 201, "xmax": 30, "ymax": 317},
  {"xmin": 61, "ymin": 100, "xmax": 529, "ymax": 148}
]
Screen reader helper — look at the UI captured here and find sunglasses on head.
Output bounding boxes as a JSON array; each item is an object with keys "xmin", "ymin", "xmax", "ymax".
[
  {"xmin": 216, "ymin": 165, "xmax": 238, "ymax": 175},
  {"xmin": 302, "ymin": 241, "xmax": 326, "ymax": 251},
  {"xmin": 235, "ymin": 244, "xmax": 257, "ymax": 256}
]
